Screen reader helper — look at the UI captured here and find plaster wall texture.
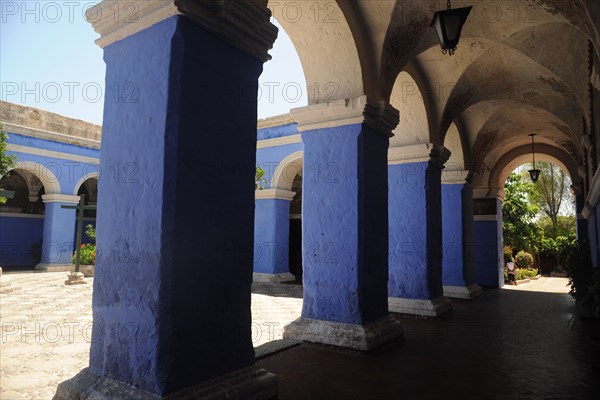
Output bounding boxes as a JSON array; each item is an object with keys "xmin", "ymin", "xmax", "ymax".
[
  {"xmin": 301, "ymin": 123, "xmax": 389, "ymax": 326},
  {"xmin": 388, "ymin": 162, "xmax": 443, "ymax": 300},
  {"xmin": 0, "ymin": 216, "xmax": 44, "ymax": 266},
  {"xmin": 89, "ymin": 16, "xmax": 263, "ymax": 396},
  {"xmin": 256, "ymin": 142, "xmax": 303, "ymax": 188},
  {"xmin": 442, "ymin": 183, "xmax": 469, "ymax": 287},
  {"xmin": 473, "ymin": 200, "xmax": 504, "ymax": 287},
  {"xmin": 254, "ymin": 198, "xmax": 291, "ymax": 275},
  {"xmin": 40, "ymin": 202, "xmax": 76, "ymax": 265}
]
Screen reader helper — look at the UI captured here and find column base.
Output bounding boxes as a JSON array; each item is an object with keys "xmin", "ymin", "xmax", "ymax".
[
  {"xmin": 35, "ymin": 263, "xmax": 74, "ymax": 272},
  {"xmin": 443, "ymin": 284, "xmax": 482, "ymax": 300},
  {"xmin": 65, "ymin": 272, "xmax": 87, "ymax": 286},
  {"xmin": 253, "ymin": 272, "xmax": 295, "ymax": 283},
  {"xmin": 54, "ymin": 365, "xmax": 277, "ymax": 400},
  {"xmin": 282, "ymin": 315, "xmax": 403, "ymax": 351},
  {"xmin": 388, "ymin": 296, "xmax": 452, "ymax": 317}
]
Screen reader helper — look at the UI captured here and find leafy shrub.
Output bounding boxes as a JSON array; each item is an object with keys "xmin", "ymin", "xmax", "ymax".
[
  {"xmin": 503, "ymin": 246, "xmax": 514, "ymax": 264},
  {"xmin": 72, "ymin": 243, "xmax": 96, "ymax": 265},
  {"xmin": 515, "ymin": 251, "xmax": 534, "ymax": 269}
]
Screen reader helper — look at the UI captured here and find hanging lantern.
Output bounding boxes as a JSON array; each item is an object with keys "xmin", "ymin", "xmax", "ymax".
[
  {"xmin": 528, "ymin": 134, "xmax": 541, "ymax": 183},
  {"xmin": 430, "ymin": 1, "xmax": 473, "ymax": 55}
]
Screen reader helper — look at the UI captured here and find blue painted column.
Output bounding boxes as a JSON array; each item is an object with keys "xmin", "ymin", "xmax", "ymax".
[
  {"xmin": 254, "ymin": 189, "xmax": 296, "ymax": 283},
  {"xmin": 35, "ymin": 194, "xmax": 78, "ymax": 272},
  {"xmin": 441, "ymin": 174, "xmax": 482, "ymax": 300},
  {"xmin": 56, "ymin": 2, "xmax": 278, "ymax": 399},
  {"xmin": 283, "ymin": 98, "xmax": 403, "ymax": 351},
  {"xmin": 388, "ymin": 145, "xmax": 452, "ymax": 317},
  {"xmin": 473, "ymin": 196, "xmax": 505, "ymax": 287}
]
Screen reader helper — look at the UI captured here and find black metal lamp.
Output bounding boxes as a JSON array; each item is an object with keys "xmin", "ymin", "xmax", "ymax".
[
  {"xmin": 430, "ymin": 1, "xmax": 473, "ymax": 55},
  {"xmin": 528, "ymin": 134, "xmax": 541, "ymax": 183}
]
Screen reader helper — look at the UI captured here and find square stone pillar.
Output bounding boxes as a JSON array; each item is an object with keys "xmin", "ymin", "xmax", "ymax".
[
  {"xmin": 283, "ymin": 97, "xmax": 403, "ymax": 351},
  {"xmin": 441, "ymin": 171, "xmax": 482, "ymax": 300},
  {"xmin": 55, "ymin": 1, "xmax": 278, "ymax": 399},
  {"xmin": 387, "ymin": 145, "xmax": 452, "ymax": 317},
  {"xmin": 35, "ymin": 194, "xmax": 79, "ymax": 272},
  {"xmin": 253, "ymin": 189, "xmax": 296, "ymax": 283},
  {"xmin": 473, "ymin": 195, "xmax": 505, "ymax": 287}
]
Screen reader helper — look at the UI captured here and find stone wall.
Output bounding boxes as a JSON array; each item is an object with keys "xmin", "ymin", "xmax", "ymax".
[{"xmin": 0, "ymin": 101, "xmax": 101, "ymax": 142}]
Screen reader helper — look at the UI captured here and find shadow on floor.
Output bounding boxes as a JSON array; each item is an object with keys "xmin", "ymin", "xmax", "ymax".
[
  {"xmin": 258, "ymin": 288, "xmax": 600, "ymax": 399},
  {"xmin": 251, "ymin": 281, "xmax": 303, "ymax": 299}
]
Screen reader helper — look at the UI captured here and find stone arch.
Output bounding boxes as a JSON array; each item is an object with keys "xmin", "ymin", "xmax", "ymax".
[
  {"xmin": 271, "ymin": 151, "xmax": 303, "ymax": 191},
  {"xmin": 488, "ymin": 144, "xmax": 580, "ymax": 195},
  {"xmin": 444, "ymin": 122, "xmax": 465, "ymax": 172},
  {"xmin": 268, "ymin": 1, "xmax": 364, "ymax": 103},
  {"xmin": 389, "ymin": 70, "xmax": 430, "ymax": 147},
  {"xmin": 1, "ymin": 161, "xmax": 61, "ymax": 194},
  {"xmin": 73, "ymin": 171, "xmax": 99, "ymax": 196}
]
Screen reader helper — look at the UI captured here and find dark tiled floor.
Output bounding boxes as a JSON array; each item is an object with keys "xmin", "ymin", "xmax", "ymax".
[{"xmin": 257, "ymin": 288, "xmax": 600, "ymax": 400}]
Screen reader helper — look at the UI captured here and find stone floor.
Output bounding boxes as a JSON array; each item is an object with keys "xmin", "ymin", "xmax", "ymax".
[
  {"xmin": 258, "ymin": 278, "xmax": 600, "ymax": 400},
  {"xmin": 0, "ymin": 272, "xmax": 303, "ymax": 400},
  {"xmin": 1, "ymin": 274, "xmax": 598, "ymax": 399}
]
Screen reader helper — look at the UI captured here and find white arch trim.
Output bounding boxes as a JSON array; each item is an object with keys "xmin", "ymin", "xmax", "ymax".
[
  {"xmin": 73, "ymin": 171, "xmax": 100, "ymax": 196},
  {"xmin": 1, "ymin": 161, "xmax": 61, "ymax": 194},
  {"xmin": 271, "ymin": 151, "xmax": 303, "ymax": 191}
]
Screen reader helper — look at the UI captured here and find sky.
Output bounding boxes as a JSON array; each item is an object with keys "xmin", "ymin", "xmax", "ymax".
[{"xmin": 0, "ymin": 1, "xmax": 307, "ymax": 125}]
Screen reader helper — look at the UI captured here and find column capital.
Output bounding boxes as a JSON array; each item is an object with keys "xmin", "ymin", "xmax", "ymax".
[
  {"xmin": 41, "ymin": 194, "xmax": 80, "ymax": 204},
  {"xmin": 388, "ymin": 143, "xmax": 432, "ymax": 165},
  {"xmin": 291, "ymin": 96, "xmax": 399, "ymax": 136},
  {"xmin": 442, "ymin": 169, "xmax": 471, "ymax": 185},
  {"xmin": 363, "ymin": 100, "xmax": 400, "ymax": 137},
  {"xmin": 291, "ymin": 96, "xmax": 367, "ymax": 132},
  {"xmin": 88, "ymin": 0, "xmax": 277, "ymax": 62},
  {"xmin": 429, "ymin": 146, "xmax": 451, "ymax": 169},
  {"xmin": 255, "ymin": 188, "xmax": 295, "ymax": 201}
]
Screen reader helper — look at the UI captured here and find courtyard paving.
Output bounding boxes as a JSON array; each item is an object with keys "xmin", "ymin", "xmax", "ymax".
[
  {"xmin": 0, "ymin": 272, "xmax": 303, "ymax": 400},
  {"xmin": 1, "ymin": 274, "xmax": 598, "ymax": 399}
]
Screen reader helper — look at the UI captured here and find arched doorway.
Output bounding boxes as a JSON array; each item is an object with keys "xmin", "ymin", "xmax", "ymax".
[
  {"xmin": 0, "ymin": 166, "xmax": 49, "ymax": 268},
  {"xmin": 288, "ymin": 172, "xmax": 302, "ymax": 282},
  {"xmin": 75, "ymin": 176, "xmax": 98, "ymax": 245}
]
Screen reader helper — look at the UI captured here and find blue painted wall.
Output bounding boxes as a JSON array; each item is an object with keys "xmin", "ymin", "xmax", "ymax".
[
  {"xmin": 473, "ymin": 199, "xmax": 504, "ymax": 287},
  {"xmin": 257, "ymin": 123, "xmax": 298, "ymax": 140},
  {"xmin": 389, "ymin": 162, "xmax": 443, "ymax": 300},
  {"xmin": 442, "ymin": 184, "xmax": 466, "ymax": 286},
  {"xmin": 254, "ymin": 199, "xmax": 290, "ymax": 274},
  {"xmin": 90, "ymin": 16, "xmax": 263, "ymax": 395},
  {"xmin": 256, "ymin": 142, "xmax": 303, "ymax": 188},
  {"xmin": 40, "ymin": 202, "xmax": 76, "ymax": 265},
  {"xmin": 0, "ymin": 216, "xmax": 43, "ymax": 266},
  {"xmin": 301, "ymin": 123, "xmax": 389, "ymax": 325}
]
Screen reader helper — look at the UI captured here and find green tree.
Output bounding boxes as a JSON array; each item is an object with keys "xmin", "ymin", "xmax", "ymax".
[
  {"xmin": 255, "ymin": 165, "xmax": 267, "ymax": 190},
  {"xmin": 502, "ymin": 172, "xmax": 541, "ymax": 254},
  {"xmin": 0, "ymin": 124, "xmax": 17, "ymax": 204},
  {"xmin": 530, "ymin": 162, "xmax": 573, "ymax": 234}
]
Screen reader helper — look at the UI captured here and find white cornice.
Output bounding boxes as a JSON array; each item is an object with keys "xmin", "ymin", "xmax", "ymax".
[
  {"xmin": 42, "ymin": 194, "xmax": 80, "ymax": 204},
  {"xmin": 291, "ymin": 97, "xmax": 367, "ymax": 132},
  {"xmin": 442, "ymin": 170, "xmax": 470, "ymax": 185},
  {"xmin": 257, "ymin": 114, "xmax": 295, "ymax": 130},
  {"xmin": 255, "ymin": 189, "xmax": 295, "ymax": 201},
  {"xmin": 388, "ymin": 144, "xmax": 432, "ymax": 165},
  {"xmin": 257, "ymin": 134, "xmax": 302, "ymax": 149},
  {"xmin": 89, "ymin": 0, "xmax": 277, "ymax": 62},
  {"xmin": 2, "ymin": 122, "xmax": 101, "ymax": 149},
  {"xmin": 7, "ymin": 144, "xmax": 100, "ymax": 165}
]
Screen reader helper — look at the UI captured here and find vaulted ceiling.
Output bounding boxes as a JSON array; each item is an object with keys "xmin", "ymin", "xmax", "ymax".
[{"xmin": 269, "ymin": 0, "xmax": 600, "ymax": 194}]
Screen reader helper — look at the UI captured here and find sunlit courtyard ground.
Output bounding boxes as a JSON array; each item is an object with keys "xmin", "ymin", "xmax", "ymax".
[
  {"xmin": 0, "ymin": 272, "xmax": 303, "ymax": 400},
  {"xmin": 0, "ymin": 273, "xmax": 576, "ymax": 399}
]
